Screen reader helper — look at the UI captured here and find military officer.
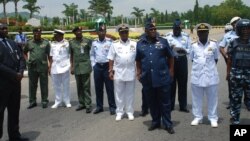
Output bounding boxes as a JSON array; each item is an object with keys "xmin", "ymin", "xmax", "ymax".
[
  {"xmin": 227, "ymin": 19, "xmax": 250, "ymax": 124},
  {"xmin": 0, "ymin": 23, "xmax": 28, "ymax": 141},
  {"xmin": 90, "ymin": 24, "xmax": 116, "ymax": 115},
  {"xmin": 49, "ymin": 29, "xmax": 71, "ymax": 108},
  {"xmin": 224, "ymin": 23, "xmax": 233, "ymax": 33},
  {"xmin": 165, "ymin": 19, "xmax": 191, "ymax": 113},
  {"xmin": 69, "ymin": 27, "xmax": 92, "ymax": 113},
  {"xmin": 190, "ymin": 23, "xmax": 219, "ymax": 128},
  {"xmin": 107, "ymin": 24, "xmax": 136, "ymax": 121},
  {"xmin": 24, "ymin": 27, "xmax": 50, "ymax": 109},
  {"xmin": 136, "ymin": 18, "xmax": 175, "ymax": 134}
]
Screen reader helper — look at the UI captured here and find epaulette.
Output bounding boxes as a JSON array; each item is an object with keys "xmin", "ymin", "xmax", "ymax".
[
  {"xmin": 130, "ymin": 38, "xmax": 138, "ymax": 42},
  {"xmin": 113, "ymin": 40, "xmax": 119, "ymax": 43},
  {"xmin": 181, "ymin": 32, "xmax": 189, "ymax": 37},
  {"xmin": 165, "ymin": 32, "xmax": 173, "ymax": 36},
  {"xmin": 191, "ymin": 40, "xmax": 197, "ymax": 44},
  {"xmin": 210, "ymin": 38, "xmax": 217, "ymax": 42}
]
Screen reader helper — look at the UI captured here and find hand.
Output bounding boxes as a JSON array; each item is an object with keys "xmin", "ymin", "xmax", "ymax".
[
  {"xmin": 48, "ymin": 67, "xmax": 51, "ymax": 75},
  {"xmin": 16, "ymin": 73, "xmax": 23, "ymax": 81},
  {"xmin": 71, "ymin": 67, "xmax": 74, "ymax": 75},
  {"xmin": 226, "ymin": 74, "xmax": 230, "ymax": 81},
  {"xmin": 109, "ymin": 70, "xmax": 114, "ymax": 80},
  {"xmin": 136, "ymin": 73, "xmax": 141, "ymax": 81},
  {"xmin": 169, "ymin": 70, "xmax": 174, "ymax": 79}
]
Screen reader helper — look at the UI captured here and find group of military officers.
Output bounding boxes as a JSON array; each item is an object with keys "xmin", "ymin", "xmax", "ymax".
[{"xmin": 1, "ymin": 16, "xmax": 250, "ymax": 140}]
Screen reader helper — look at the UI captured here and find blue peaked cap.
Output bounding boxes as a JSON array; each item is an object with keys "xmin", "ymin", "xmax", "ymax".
[
  {"xmin": 173, "ymin": 19, "xmax": 182, "ymax": 28},
  {"xmin": 145, "ymin": 17, "xmax": 156, "ymax": 29}
]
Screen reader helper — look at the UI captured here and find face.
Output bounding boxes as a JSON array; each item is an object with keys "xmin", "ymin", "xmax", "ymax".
[
  {"xmin": 173, "ymin": 27, "xmax": 181, "ymax": 37},
  {"xmin": 146, "ymin": 27, "xmax": 157, "ymax": 38},
  {"xmin": 239, "ymin": 27, "xmax": 250, "ymax": 40},
  {"xmin": 74, "ymin": 29, "xmax": 83, "ymax": 38},
  {"xmin": 97, "ymin": 30, "xmax": 106, "ymax": 40},
  {"xmin": 119, "ymin": 30, "xmax": 129, "ymax": 41},
  {"xmin": 0, "ymin": 27, "xmax": 8, "ymax": 38},
  {"xmin": 197, "ymin": 30, "xmax": 209, "ymax": 42},
  {"xmin": 54, "ymin": 34, "xmax": 64, "ymax": 42},
  {"xmin": 33, "ymin": 31, "xmax": 42, "ymax": 41}
]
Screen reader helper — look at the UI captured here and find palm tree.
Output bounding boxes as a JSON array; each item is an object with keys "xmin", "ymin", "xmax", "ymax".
[
  {"xmin": 11, "ymin": 0, "xmax": 20, "ymax": 19},
  {"xmin": 150, "ymin": 8, "xmax": 160, "ymax": 23},
  {"xmin": 0, "ymin": 0, "xmax": 11, "ymax": 18},
  {"xmin": 130, "ymin": 7, "xmax": 145, "ymax": 25},
  {"xmin": 22, "ymin": 0, "xmax": 40, "ymax": 18},
  {"xmin": 62, "ymin": 3, "xmax": 78, "ymax": 24}
]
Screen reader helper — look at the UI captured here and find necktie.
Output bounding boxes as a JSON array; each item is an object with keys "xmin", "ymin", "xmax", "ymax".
[{"xmin": 2, "ymin": 38, "xmax": 13, "ymax": 53}]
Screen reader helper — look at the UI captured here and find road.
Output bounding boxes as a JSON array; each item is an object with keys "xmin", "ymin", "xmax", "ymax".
[{"xmin": 1, "ymin": 29, "xmax": 250, "ymax": 141}]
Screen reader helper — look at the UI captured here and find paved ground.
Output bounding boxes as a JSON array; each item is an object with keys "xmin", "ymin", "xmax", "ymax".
[{"xmin": 1, "ymin": 29, "xmax": 250, "ymax": 141}]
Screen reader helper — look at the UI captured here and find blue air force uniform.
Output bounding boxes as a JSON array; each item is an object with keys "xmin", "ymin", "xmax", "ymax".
[{"xmin": 136, "ymin": 19, "xmax": 174, "ymax": 130}]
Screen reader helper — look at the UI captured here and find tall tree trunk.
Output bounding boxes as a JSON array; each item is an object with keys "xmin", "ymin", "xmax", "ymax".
[
  {"xmin": 3, "ymin": 0, "xmax": 7, "ymax": 19},
  {"xmin": 15, "ymin": 2, "xmax": 18, "ymax": 19},
  {"xmin": 30, "ymin": 12, "xmax": 33, "ymax": 19}
]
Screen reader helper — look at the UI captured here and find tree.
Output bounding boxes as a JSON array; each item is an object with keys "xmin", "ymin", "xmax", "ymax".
[
  {"xmin": 164, "ymin": 10, "xmax": 168, "ymax": 23},
  {"xmin": 150, "ymin": 8, "xmax": 160, "ymax": 23},
  {"xmin": 193, "ymin": 0, "xmax": 199, "ymax": 23},
  {"xmin": 130, "ymin": 7, "xmax": 145, "ymax": 25},
  {"xmin": 52, "ymin": 17, "xmax": 60, "ymax": 25},
  {"xmin": 62, "ymin": 3, "xmax": 78, "ymax": 24},
  {"xmin": 0, "ymin": 0, "xmax": 11, "ymax": 18},
  {"xmin": 22, "ymin": 0, "xmax": 41, "ymax": 18},
  {"xmin": 88, "ymin": 0, "xmax": 113, "ymax": 18},
  {"xmin": 10, "ymin": 0, "xmax": 20, "ymax": 19}
]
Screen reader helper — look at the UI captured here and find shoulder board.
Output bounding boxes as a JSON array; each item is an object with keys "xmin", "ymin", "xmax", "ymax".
[
  {"xmin": 113, "ymin": 40, "xmax": 119, "ymax": 43},
  {"xmin": 181, "ymin": 32, "xmax": 189, "ymax": 37},
  {"xmin": 210, "ymin": 38, "xmax": 217, "ymax": 42},
  {"xmin": 130, "ymin": 38, "xmax": 138, "ymax": 42},
  {"xmin": 191, "ymin": 40, "xmax": 197, "ymax": 44},
  {"xmin": 165, "ymin": 32, "xmax": 173, "ymax": 36}
]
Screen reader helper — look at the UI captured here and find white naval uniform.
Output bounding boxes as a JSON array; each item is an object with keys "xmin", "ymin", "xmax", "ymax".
[
  {"xmin": 50, "ymin": 39, "xmax": 71, "ymax": 105},
  {"xmin": 107, "ymin": 39, "xmax": 137, "ymax": 116},
  {"xmin": 189, "ymin": 39, "xmax": 220, "ymax": 122}
]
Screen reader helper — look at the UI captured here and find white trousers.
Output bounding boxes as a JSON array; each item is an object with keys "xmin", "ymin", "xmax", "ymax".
[
  {"xmin": 51, "ymin": 71, "xmax": 70, "ymax": 105},
  {"xmin": 114, "ymin": 80, "xmax": 135, "ymax": 115},
  {"xmin": 191, "ymin": 84, "xmax": 218, "ymax": 122}
]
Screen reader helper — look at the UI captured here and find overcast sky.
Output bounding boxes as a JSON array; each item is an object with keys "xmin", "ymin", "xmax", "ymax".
[{"xmin": 3, "ymin": 0, "xmax": 250, "ymax": 17}]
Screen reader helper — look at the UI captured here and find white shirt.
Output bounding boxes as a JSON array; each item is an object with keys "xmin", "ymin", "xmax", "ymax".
[
  {"xmin": 190, "ymin": 39, "xmax": 220, "ymax": 87},
  {"xmin": 164, "ymin": 32, "xmax": 191, "ymax": 56},
  {"xmin": 107, "ymin": 39, "xmax": 137, "ymax": 81},
  {"xmin": 50, "ymin": 39, "xmax": 70, "ymax": 74},
  {"xmin": 90, "ymin": 38, "xmax": 112, "ymax": 67}
]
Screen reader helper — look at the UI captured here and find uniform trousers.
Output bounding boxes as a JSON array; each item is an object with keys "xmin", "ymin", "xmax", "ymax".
[
  {"xmin": 28, "ymin": 69, "xmax": 48, "ymax": 104},
  {"xmin": 93, "ymin": 63, "xmax": 116, "ymax": 111},
  {"xmin": 143, "ymin": 84, "xmax": 173, "ymax": 128},
  {"xmin": 191, "ymin": 84, "xmax": 218, "ymax": 122},
  {"xmin": 51, "ymin": 70, "xmax": 70, "ymax": 105},
  {"xmin": 0, "ymin": 81, "xmax": 21, "ymax": 139},
  {"xmin": 114, "ymin": 80, "xmax": 135, "ymax": 115},
  {"xmin": 75, "ymin": 74, "xmax": 92, "ymax": 108},
  {"xmin": 171, "ymin": 55, "xmax": 188, "ymax": 110}
]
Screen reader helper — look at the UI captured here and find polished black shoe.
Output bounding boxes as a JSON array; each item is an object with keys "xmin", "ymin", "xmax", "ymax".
[
  {"xmin": 226, "ymin": 105, "xmax": 231, "ymax": 109},
  {"xmin": 86, "ymin": 108, "xmax": 92, "ymax": 113},
  {"xmin": 148, "ymin": 124, "xmax": 160, "ymax": 131},
  {"xmin": 9, "ymin": 136, "xmax": 29, "ymax": 141},
  {"xmin": 139, "ymin": 111, "xmax": 149, "ymax": 117},
  {"xmin": 27, "ymin": 103, "xmax": 37, "ymax": 109},
  {"xmin": 165, "ymin": 127, "xmax": 175, "ymax": 134},
  {"xmin": 110, "ymin": 110, "xmax": 116, "ymax": 115},
  {"xmin": 75, "ymin": 105, "xmax": 86, "ymax": 111},
  {"xmin": 0, "ymin": 127, "xmax": 2, "ymax": 139},
  {"xmin": 179, "ymin": 108, "xmax": 189, "ymax": 113},
  {"xmin": 93, "ymin": 108, "xmax": 104, "ymax": 114},
  {"xmin": 246, "ymin": 107, "xmax": 250, "ymax": 111}
]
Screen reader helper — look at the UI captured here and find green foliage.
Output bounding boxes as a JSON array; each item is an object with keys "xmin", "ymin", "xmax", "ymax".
[
  {"xmin": 22, "ymin": 0, "xmax": 40, "ymax": 18},
  {"xmin": 88, "ymin": 0, "xmax": 113, "ymax": 18}
]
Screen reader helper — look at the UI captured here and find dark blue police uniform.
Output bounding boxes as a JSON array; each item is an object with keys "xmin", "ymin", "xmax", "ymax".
[{"xmin": 136, "ymin": 33, "xmax": 174, "ymax": 130}]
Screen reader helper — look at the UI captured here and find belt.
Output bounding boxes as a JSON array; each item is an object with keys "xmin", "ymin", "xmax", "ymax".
[{"xmin": 96, "ymin": 62, "xmax": 109, "ymax": 66}]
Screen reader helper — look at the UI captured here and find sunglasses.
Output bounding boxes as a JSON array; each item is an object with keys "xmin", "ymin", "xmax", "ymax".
[{"xmin": 149, "ymin": 28, "xmax": 157, "ymax": 31}]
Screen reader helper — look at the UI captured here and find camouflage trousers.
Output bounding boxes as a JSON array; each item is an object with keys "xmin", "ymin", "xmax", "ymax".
[{"xmin": 229, "ymin": 68, "xmax": 250, "ymax": 123}]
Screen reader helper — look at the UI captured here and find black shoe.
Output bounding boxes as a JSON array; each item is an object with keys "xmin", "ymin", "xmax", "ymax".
[
  {"xmin": 139, "ymin": 111, "xmax": 148, "ymax": 117},
  {"xmin": 75, "ymin": 105, "xmax": 86, "ymax": 111},
  {"xmin": 180, "ymin": 108, "xmax": 189, "ymax": 113},
  {"xmin": 246, "ymin": 107, "xmax": 250, "ymax": 111},
  {"xmin": 0, "ymin": 127, "xmax": 2, "ymax": 139},
  {"xmin": 42, "ymin": 103, "xmax": 48, "ymax": 109},
  {"xmin": 27, "ymin": 103, "xmax": 37, "ymax": 109},
  {"xmin": 86, "ymin": 108, "xmax": 92, "ymax": 113},
  {"xmin": 110, "ymin": 110, "xmax": 116, "ymax": 115},
  {"xmin": 226, "ymin": 105, "xmax": 231, "ymax": 109},
  {"xmin": 9, "ymin": 136, "xmax": 29, "ymax": 141},
  {"xmin": 148, "ymin": 124, "xmax": 160, "ymax": 131},
  {"xmin": 230, "ymin": 118, "xmax": 240, "ymax": 125},
  {"xmin": 93, "ymin": 108, "xmax": 104, "ymax": 114},
  {"xmin": 165, "ymin": 127, "xmax": 175, "ymax": 134}
]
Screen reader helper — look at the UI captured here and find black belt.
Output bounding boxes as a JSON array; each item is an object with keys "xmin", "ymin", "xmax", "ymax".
[{"xmin": 96, "ymin": 62, "xmax": 109, "ymax": 66}]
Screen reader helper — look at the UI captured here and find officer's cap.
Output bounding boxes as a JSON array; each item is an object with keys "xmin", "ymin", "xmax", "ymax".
[
  {"xmin": 230, "ymin": 17, "xmax": 241, "ymax": 25},
  {"xmin": 173, "ymin": 19, "xmax": 182, "ymax": 28},
  {"xmin": 72, "ymin": 26, "xmax": 82, "ymax": 33},
  {"xmin": 54, "ymin": 29, "xmax": 65, "ymax": 35},
  {"xmin": 117, "ymin": 24, "xmax": 129, "ymax": 32},
  {"xmin": 97, "ymin": 23, "xmax": 106, "ymax": 32},
  {"xmin": 0, "ymin": 23, "xmax": 8, "ymax": 29},
  {"xmin": 145, "ymin": 17, "xmax": 156, "ymax": 29},
  {"xmin": 195, "ymin": 23, "xmax": 211, "ymax": 31},
  {"xmin": 33, "ymin": 27, "xmax": 42, "ymax": 32}
]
